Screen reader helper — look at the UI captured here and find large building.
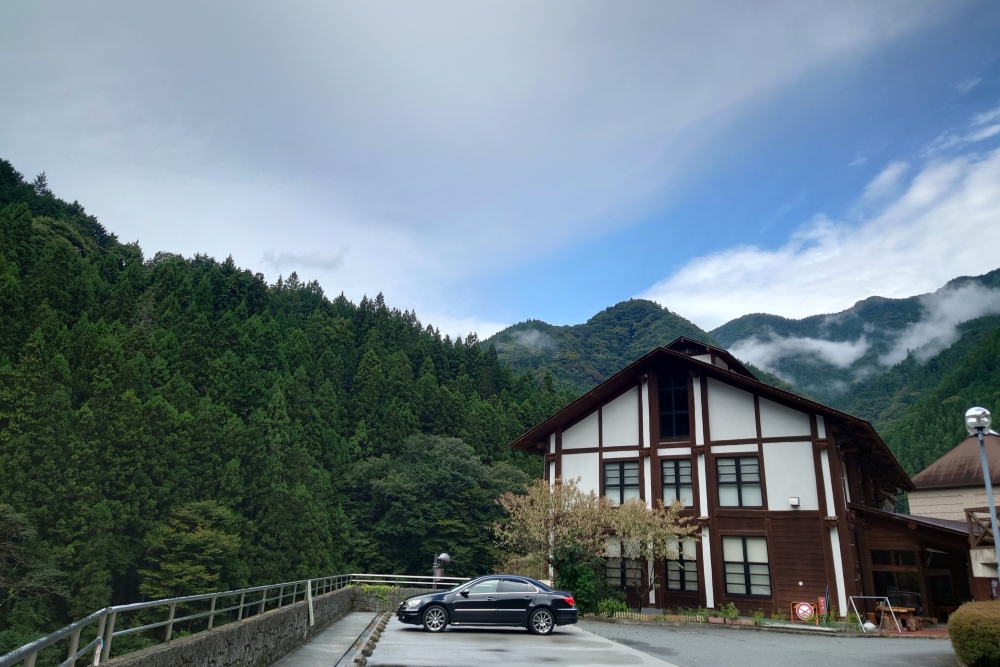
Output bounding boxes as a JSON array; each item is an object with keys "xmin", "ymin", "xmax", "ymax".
[{"xmin": 508, "ymin": 338, "xmax": 984, "ymax": 618}]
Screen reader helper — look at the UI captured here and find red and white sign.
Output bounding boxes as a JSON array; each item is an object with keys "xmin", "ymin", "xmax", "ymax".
[{"xmin": 795, "ymin": 602, "xmax": 815, "ymax": 621}]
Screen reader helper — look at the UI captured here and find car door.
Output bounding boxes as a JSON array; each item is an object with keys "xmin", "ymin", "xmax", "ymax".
[
  {"xmin": 496, "ymin": 578, "xmax": 536, "ymax": 625},
  {"xmin": 451, "ymin": 578, "xmax": 500, "ymax": 624}
]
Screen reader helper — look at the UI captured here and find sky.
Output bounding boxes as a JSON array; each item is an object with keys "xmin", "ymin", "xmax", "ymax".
[{"xmin": 2, "ymin": 0, "xmax": 1000, "ymax": 337}]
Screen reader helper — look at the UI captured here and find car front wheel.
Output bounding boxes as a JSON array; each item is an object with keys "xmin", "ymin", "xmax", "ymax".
[
  {"xmin": 529, "ymin": 608, "xmax": 554, "ymax": 635},
  {"xmin": 422, "ymin": 605, "xmax": 448, "ymax": 632}
]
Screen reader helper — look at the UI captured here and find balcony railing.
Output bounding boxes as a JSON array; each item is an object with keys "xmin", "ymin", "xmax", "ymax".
[
  {"xmin": 0, "ymin": 573, "xmax": 469, "ymax": 667},
  {"xmin": 966, "ymin": 507, "xmax": 995, "ymax": 547}
]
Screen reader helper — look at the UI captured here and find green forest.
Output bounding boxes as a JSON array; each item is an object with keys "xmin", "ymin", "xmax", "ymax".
[{"xmin": 0, "ymin": 160, "xmax": 574, "ymax": 652}]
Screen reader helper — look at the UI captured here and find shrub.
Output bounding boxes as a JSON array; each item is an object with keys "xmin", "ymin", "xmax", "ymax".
[
  {"xmin": 751, "ymin": 609, "xmax": 766, "ymax": 626},
  {"xmin": 597, "ymin": 598, "xmax": 630, "ymax": 617},
  {"xmin": 771, "ymin": 609, "xmax": 788, "ymax": 622},
  {"xmin": 719, "ymin": 602, "xmax": 739, "ymax": 620},
  {"xmin": 949, "ymin": 601, "xmax": 1000, "ymax": 667}
]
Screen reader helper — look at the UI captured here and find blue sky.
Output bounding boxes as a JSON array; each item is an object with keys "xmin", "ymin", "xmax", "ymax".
[{"xmin": 2, "ymin": 1, "xmax": 1000, "ymax": 336}]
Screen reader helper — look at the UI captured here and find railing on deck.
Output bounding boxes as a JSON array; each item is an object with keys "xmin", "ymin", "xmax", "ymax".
[
  {"xmin": 0, "ymin": 573, "xmax": 469, "ymax": 667},
  {"xmin": 967, "ymin": 507, "xmax": 995, "ymax": 547}
]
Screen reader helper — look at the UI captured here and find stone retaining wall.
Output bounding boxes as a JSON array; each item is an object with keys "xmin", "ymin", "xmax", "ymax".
[
  {"xmin": 351, "ymin": 587, "xmax": 428, "ymax": 613},
  {"xmin": 109, "ymin": 587, "xmax": 353, "ymax": 667}
]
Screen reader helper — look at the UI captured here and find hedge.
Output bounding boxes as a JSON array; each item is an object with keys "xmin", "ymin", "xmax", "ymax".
[{"xmin": 949, "ymin": 601, "xmax": 1000, "ymax": 667}]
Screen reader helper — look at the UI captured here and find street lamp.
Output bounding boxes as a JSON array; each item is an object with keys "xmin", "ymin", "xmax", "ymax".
[{"xmin": 965, "ymin": 407, "xmax": 1000, "ymax": 581}]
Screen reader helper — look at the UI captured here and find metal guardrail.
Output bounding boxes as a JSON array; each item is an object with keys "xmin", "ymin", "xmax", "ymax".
[{"xmin": 0, "ymin": 573, "xmax": 469, "ymax": 667}]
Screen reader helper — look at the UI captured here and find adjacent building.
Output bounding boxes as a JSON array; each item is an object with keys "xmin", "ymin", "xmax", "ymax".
[{"xmin": 508, "ymin": 338, "xmax": 985, "ymax": 618}]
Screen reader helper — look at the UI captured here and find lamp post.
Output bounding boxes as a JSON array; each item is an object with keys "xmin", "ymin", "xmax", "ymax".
[{"xmin": 965, "ymin": 407, "xmax": 1000, "ymax": 581}]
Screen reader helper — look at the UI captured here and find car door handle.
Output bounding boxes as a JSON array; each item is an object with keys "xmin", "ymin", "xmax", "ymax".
[
  {"xmin": 486, "ymin": 596, "xmax": 497, "ymax": 601},
  {"xmin": 522, "ymin": 596, "xmax": 532, "ymax": 600}
]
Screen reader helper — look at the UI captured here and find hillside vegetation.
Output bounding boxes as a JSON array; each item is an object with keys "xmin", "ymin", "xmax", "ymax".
[{"xmin": 0, "ymin": 160, "xmax": 573, "ymax": 652}]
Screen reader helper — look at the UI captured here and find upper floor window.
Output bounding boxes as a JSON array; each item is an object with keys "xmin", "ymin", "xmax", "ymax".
[
  {"xmin": 604, "ymin": 461, "xmax": 641, "ymax": 504},
  {"xmin": 722, "ymin": 536, "xmax": 771, "ymax": 597},
  {"xmin": 658, "ymin": 372, "xmax": 690, "ymax": 439},
  {"xmin": 666, "ymin": 538, "xmax": 698, "ymax": 592},
  {"xmin": 662, "ymin": 458, "xmax": 693, "ymax": 508},
  {"xmin": 716, "ymin": 457, "xmax": 763, "ymax": 507}
]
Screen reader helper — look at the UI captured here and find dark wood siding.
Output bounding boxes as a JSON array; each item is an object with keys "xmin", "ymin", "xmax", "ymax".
[{"xmin": 768, "ymin": 514, "xmax": 829, "ymax": 612}]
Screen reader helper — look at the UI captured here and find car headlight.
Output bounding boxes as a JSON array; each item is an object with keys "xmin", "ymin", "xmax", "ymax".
[{"xmin": 404, "ymin": 599, "xmax": 422, "ymax": 609}]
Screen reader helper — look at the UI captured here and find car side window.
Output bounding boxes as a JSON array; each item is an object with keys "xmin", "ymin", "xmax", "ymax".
[
  {"xmin": 466, "ymin": 579, "xmax": 500, "ymax": 594},
  {"xmin": 500, "ymin": 579, "xmax": 534, "ymax": 593}
]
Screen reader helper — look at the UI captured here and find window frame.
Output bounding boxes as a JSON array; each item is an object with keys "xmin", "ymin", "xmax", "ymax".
[
  {"xmin": 604, "ymin": 460, "xmax": 642, "ymax": 504},
  {"xmin": 666, "ymin": 539, "xmax": 699, "ymax": 593},
  {"xmin": 715, "ymin": 456, "xmax": 764, "ymax": 508},
  {"xmin": 658, "ymin": 371, "xmax": 691, "ymax": 440},
  {"xmin": 721, "ymin": 535, "xmax": 771, "ymax": 598},
  {"xmin": 605, "ymin": 557, "xmax": 644, "ymax": 591},
  {"xmin": 661, "ymin": 457, "xmax": 694, "ymax": 508}
]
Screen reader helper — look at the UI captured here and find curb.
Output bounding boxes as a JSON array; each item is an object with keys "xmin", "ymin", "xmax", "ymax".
[
  {"xmin": 579, "ymin": 616, "xmax": 949, "ymax": 640},
  {"xmin": 343, "ymin": 612, "xmax": 391, "ymax": 667}
]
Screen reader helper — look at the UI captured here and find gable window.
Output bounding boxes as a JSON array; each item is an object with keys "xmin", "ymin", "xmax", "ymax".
[
  {"xmin": 662, "ymin": 458, "xmax": 693, "ymax": 507},
  {"xmin": 604, "ymin": 461, "xmax": 641, "ymax": 504},
  {"xmin": 722, "ymin": 536, "xmax": 771, "ymax": 596},
  {"xmin": 716, "ymin": 457, "xmax": 763, "ymax": 507},
  {"xmin": 666, "ymin": 539, "xmax": 698, "ymax": 592},
  {"xmin": 658, "ymin": 372, "xmax": 690, "ymax": 439}
]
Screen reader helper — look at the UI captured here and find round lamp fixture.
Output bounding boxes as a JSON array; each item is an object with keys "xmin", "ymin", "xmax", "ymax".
[
  {"xmin": 965, "ymin": 407, "xmax": 992, "ymax": 435},
  {"xmin": 437, "ymin": 553, "xmax": 451, "ymax": 566}
]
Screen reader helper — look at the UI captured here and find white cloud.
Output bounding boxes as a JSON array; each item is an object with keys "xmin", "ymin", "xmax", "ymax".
[
  {"xmin": 508, "ymin": 329, "xmax": 558, "ymax": 352},
  {"xmin": 730, "ymin": 335, "xmax": 869, "ymax": 375},
  {"xmin": 880, "ymin": 283, "xmax": 1000, "ymax": 365},
  {"xmin": 953, "ymin": 77, "xmax": 982, "ymax": 94},
  {"xmin": 262, "ymin": 248, "xmax": 348, "ymax": 271},
  {"xmin": 860, "ymin": 161, "xmax": 908, "ymax": 202},
  {"xmin": 925, "ymin": 104, "xmax": 1000, "ymax": 154},
  {"xmin": 416, "ymin": 312, "xmax": 509, "ymax": 340},
  {"xmin": 641, "ymin": 145, "xmax": 1000, "ymax": 330},
  {"xmin": 0, "ymin": 0, "xmax": 957, "ymax": 325}
]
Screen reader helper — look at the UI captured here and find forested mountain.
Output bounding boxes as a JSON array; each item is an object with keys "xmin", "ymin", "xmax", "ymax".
[
  {"xmin": 487, "ymin": 299, "xmax": 799, "ymax": 395},
  {"xmin": 0, "ymin": 159, "xmax": 573, "ymax": 652}
]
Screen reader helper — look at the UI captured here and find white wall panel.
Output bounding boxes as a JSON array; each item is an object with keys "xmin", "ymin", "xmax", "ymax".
[
  {"xmin": 759, "ymin": 398, "xmax": 811, "ymax": 438},
  {"xmin": 561, "ymin": 452, "xmax": 600, "ymax": 495},
  {"xmin": 602, "ymin": 389, "xmax": 639, "ymax": 448},
  {"xmin": 830, "ymin": 527, "xmax": 847, "ymax": 618},
  {"xmin": 820, "ymin": 449, "xmax": 836, "ymax": 515},
  {"xmin": 562, "ymin": 411, "xmax": 599, "ymax": 450},
  {"xmin": 706, "ymin": 378, "xmax": 757, "ymax": 441},
  {"xmin": 701, "ymin": 526, "xmax": 714, "ymax": 608},
  {"xmin": 693, "ymin": 377, "xmax": 705, "ymax": 445},
  {"xmin": 712, "ymin": 443, "xmax": 759, "ymax": 454},
  {"xmin": 603, "ymin": 450, "xmax": 639, "ymax": 460},
  {"xmin": 816, "ymin": 415, "xmax": 826, "ymax": 439},
  {"xmin": 658, "ymin": 447, "xmax": 692, "ymax": 456},
  {"xmin": 761, "ymin": 441, "xmax": 819, "ymax": 511}
]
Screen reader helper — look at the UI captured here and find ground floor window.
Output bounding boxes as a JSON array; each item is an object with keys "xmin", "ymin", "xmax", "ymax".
[
  {"xmin": 722, "ymin": 536, "xmax": 771, "ymax": 596},
  {"xmin": 605, "ymin": 558, "xmax": 643, "ymax": 590},
  {"xmin": 666, "ymin": 539, "xmax": 698, "ymax": 592},
  {"xmin": 870, "ymin": 549, "xmax": 922, "ymax": 608}
]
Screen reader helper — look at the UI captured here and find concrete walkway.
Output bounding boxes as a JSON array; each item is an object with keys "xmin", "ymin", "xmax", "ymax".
[{"xmin": 270, "ymin": 612, "xmax": 376, "ymax": 667}]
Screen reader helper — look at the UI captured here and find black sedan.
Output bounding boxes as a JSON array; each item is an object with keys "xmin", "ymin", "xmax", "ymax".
[{"xmin": 396, "ymin": 575, "xmax": 577, "ymax": 634}]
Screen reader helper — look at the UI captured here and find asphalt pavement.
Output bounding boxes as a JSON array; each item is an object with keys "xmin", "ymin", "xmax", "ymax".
[
  {"xmin": 580, "ymin": 619, "xmax": 959, "ymax": 667},
  {"xmin": 365, "ymin": 621, "xmax": 680, "ymax": 666}
]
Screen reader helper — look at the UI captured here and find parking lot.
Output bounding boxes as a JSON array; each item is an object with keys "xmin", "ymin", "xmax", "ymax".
[
  {"xmin": 365, "ymin": 622, "xmax": 677, "ymax": 666},
  {"xmin": 364, "ymin": 618, "xmax": 958, "ymax": 667}
]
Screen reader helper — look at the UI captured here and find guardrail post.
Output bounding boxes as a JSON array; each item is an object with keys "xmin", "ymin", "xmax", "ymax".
[
  {"xmin": 164, "ymin": 603, "xmax": 177, "ymax": 642},
  {"xmin": 207, "ymin": 596, "xmax": 217, "ymax": 630},
  {"xmin": 101, "ymin": 611, "xmax": 116, "ymax": 663},
  {"xmin": 237, "ymin": 592, "xmax": 246, "ymax": 621},
  {"xmin": 92, "ymin": 613, "xmax": 107, "ymax": 667},
  {"xmin": 277, "ymin": 585, "xmax": 284, "ymax": 608},
  {"xmin": 306, "ymin": 580, "xmax": 314, "ymax": 627},
  {"xmin": 258, "ymin": 588, "xmax": 266, "ymax": 616},
  {"xmin": 23, "ymin": 653, "xmax": 36, "ymax": 667},
  {"xmin": 66, "ymin": 627, "xmax": 82, "ymax": 665}
]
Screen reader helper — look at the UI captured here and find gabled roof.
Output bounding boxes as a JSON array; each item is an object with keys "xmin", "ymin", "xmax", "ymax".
[
  {"xmin": 911, "ymin": 433, "xmax": 1000, "ymax": 490},
  {"xmin": 509, "ymin": 338, "xmax": 912, "ymax": 491},
  {"xmin": 664, "ymin": 337, "xmax": 755, "ymax": 379},
  {"xmin": 850, "ymin": 504, "xmax": 969, "ymax": 546}
]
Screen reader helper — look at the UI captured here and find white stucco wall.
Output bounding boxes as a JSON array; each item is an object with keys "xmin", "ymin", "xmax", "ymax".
[
  {"xmin": 758, "ymin": 398, "xmax": 811, "ymax": 438},
  {"xmin": 692, "ymin": 376, "xmax": 705, "ymax": 445},
  {"xmin": 561, "ymin": 452, "xmax": 600, "ymax": 495},
  {"xmin": 761, "ymin": 441, "xmax": 819, "ymax": 511},
  {"xmin": 706, "ymin": 378, "xmax": 757, "ymax": 441},
  {"xmin": 909, "ymin": 486, "xmax": 1000, "ymax": 522},
  {"xmin": 602, "ymin": 389, "xmax": 639, "ymax": 448},
  {"xmin": 562, "ymin": 411, "xmax": 599, "ymax": 449}
]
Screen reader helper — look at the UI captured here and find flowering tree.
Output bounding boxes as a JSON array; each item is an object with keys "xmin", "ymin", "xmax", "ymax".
[
  {"xmin": 494, "ymin": 478, "xmax": 697, "ymax": 611},
  {"xmin": 608, "ymin": 498, "xmax": 698, "ymax": 612}
]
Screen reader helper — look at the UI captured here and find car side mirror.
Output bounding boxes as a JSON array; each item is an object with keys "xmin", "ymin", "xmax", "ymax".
[{"xmin": 460, "ymin": 589, "xmax": 469, "ymax": 597}]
